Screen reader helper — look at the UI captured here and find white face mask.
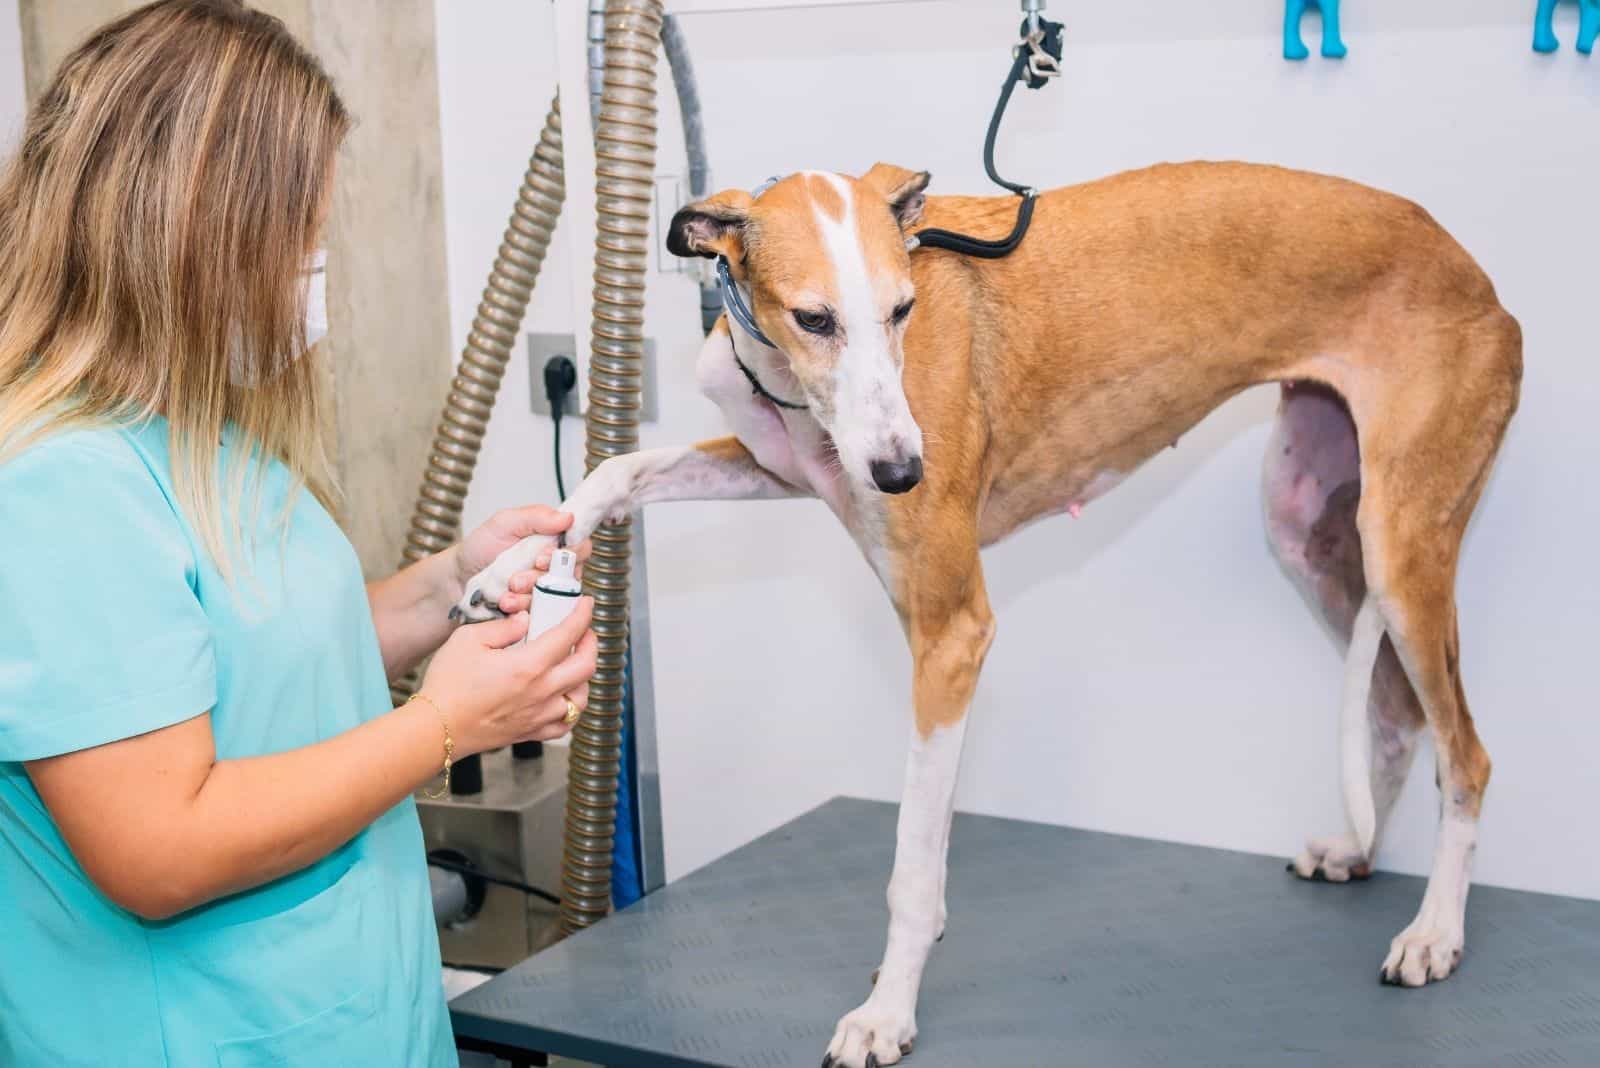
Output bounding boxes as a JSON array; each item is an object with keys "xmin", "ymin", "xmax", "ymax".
[
  {"xmin": 227, "ymin": 249, "xmax": 329, "ymax": 387},
  {"xmin": 302, "ymin": 248, "xmax": 329, "ymax": 351}
]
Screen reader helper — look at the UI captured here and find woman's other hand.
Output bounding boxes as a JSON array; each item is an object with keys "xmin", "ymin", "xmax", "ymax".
[{"xmin": 418, "ymin": 598, "xmax": 597, "ymax": 753}]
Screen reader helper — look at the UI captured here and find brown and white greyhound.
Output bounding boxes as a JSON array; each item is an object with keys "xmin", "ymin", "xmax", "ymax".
[{"xmin": 456, "ymin": 161, "xmax": 1521, "ymax": 1067}]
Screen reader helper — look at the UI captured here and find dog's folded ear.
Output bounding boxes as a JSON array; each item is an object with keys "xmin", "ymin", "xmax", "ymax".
[
  {"xmin": 667, "ymin": 189, "xmax": 754, "ymax": 261},
  {"xmin": 861, "ymin": 163, "xmax": 931, "ymax": 230}
]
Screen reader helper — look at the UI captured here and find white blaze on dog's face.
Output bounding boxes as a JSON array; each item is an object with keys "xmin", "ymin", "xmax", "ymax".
[{"xmin": 668, "ymin": 164, "xmax": 931, "ymax": 495}]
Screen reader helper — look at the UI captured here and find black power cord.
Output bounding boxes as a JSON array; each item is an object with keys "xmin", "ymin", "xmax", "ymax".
[
  {"xmin": 543, "ymin": 355, "xmax": 577, "ymax": 500},
  {"xmin": 428, "ymin": 853, "xmax": 561, "ymax": 908}
]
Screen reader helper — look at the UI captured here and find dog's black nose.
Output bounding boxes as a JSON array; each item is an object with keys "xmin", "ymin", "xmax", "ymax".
[{"xmin": 870, "ymin": 457, "xmax": 923, "ymax": 494}]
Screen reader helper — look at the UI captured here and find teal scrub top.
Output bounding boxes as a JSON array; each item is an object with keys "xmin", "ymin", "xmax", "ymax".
[{"xmin": 0, "ymin": 419, "xmax": 455, "ymax": 1067}]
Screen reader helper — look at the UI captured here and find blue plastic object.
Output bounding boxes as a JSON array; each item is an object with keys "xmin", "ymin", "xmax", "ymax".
[
  {"xmin": 610, "ymin": 641, "xmax": 644, "ymax": 910},
  {"xmin": 1284, "ymin": 0, "xmax": 1347, "ymax": 60},
  {"xmin": 1534, "ymin": 0, "xmax": 1600, "ymax": 54}
]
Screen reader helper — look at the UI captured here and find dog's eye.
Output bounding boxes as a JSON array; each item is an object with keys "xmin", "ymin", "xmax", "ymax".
[
  {"xmin": 793, "ymin": 309, "xmax": 834, "ymax": 335},
  {"xmin": 891, "ymin": 299, "xmax": 915, "ymax": 325}
]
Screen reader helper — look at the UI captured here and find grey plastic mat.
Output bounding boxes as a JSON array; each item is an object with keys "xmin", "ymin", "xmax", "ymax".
[{"xmin": 450, "ymin": 797, "xmax": 1600, "ymax": 1067}]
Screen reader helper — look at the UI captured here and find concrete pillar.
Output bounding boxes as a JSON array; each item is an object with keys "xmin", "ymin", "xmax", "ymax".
[
  {"xmin": 17, "ymin": 0, "xmax": 453, "ymax": 578},
  {"xmin": 1, "ymin": 1, "xmax": 25, "ymax": 143}
]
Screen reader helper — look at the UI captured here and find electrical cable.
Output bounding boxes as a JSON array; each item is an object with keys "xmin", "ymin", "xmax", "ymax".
[
  {"xmin": 553, "ymin": 411, "xmax": 567, "ymax": 501},
  {"xmin": 428, "ymin": 855, "xmax": 561, "ymax": 907},
  {"xmin": 543, "ymin": 355, "xmax": 578, "ymax": 502}
]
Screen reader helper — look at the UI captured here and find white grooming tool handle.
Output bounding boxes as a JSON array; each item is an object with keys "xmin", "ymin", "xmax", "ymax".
[{"xmin": 519, "ymin": 548, "xmax": 583, "ymax": 646}]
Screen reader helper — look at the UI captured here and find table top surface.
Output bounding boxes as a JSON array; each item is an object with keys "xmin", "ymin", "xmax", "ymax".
[{"xmin": 450, "ymin": 797, "xmax": 1600, "ymax": 1068}]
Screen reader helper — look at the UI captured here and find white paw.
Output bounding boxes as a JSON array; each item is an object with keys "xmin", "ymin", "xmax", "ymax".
[
  {"xmin": 451, "ymin": 535, "xmax": 554, "ymax": 623},
  {"xmin": 1381, "ymin": 919, "xmax": 1464, "ymax": 987},
  {"xmin": 823, "ymin": 1000, "xmax": 916, "ymax": 1068},
  {"xmin": 448, "ymin": 459, "xmax": 629, "ymax": 624},
  {"xmin": 1290, "ymin": 832, "xmax": 1371, "ymax": 883}
]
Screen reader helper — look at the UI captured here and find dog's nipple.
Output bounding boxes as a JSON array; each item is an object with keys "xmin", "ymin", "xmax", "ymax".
[{"xmin": 1067, "ymin": 501, "xmax": 1084, "ymax": 519}]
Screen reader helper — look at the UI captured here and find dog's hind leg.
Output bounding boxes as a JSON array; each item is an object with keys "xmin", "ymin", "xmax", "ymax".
[
  {"xmin": 824, "ymin": 517, "xmax": 993, "ymax": 1068},
  {"xmin": 1263, "ymin": 384, "xmax": 1424, "ymax": 882},
  {"xmin": 1350, "ymin": 314, "xmax": 1519, "ymax": 986}
]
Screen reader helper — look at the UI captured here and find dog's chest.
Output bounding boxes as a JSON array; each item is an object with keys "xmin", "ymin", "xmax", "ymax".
[
  {"xmin": 978, "ymin": 464, "xmax": 1130, "ymax": 546},
  {"xmin": 695, "ymin": 332, "xmax": 853, "ymax": 512}
]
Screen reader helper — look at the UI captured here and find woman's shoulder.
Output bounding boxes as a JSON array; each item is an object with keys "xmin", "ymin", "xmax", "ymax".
[
  {"xmin": 0, "ymin": 421, "xmax": 171, "ymax": 496},
  {"xmin": 0, "ymin": 420, "xmax": 198, "ymax": 570}
]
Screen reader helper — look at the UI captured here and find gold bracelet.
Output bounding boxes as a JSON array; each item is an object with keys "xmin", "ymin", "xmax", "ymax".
[{"xmin": 409, "ymin": 693, "xmax": 454, "ymax": 799}]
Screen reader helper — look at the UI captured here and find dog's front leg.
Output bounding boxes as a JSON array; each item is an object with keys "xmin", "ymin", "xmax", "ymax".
[
  {"xmin": 454, "ymin": 436, "xmax": 805, "ymax": 620},
  {"xmin": 826, "ymin": 557, "xmax": 995, "ymax": 1068}
]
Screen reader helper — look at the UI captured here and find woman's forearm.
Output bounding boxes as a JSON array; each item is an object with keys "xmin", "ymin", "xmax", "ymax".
[
  {"xmin": 29, "ymin": 699, "xmax": 453, "ymax": 920},
  {"xmin": 170, "ymin": 700, "xmax": 445, "ymax": 912},
  {"xmin": 366, "ymin": 548, "xmax": 460, "ymax": 679}
]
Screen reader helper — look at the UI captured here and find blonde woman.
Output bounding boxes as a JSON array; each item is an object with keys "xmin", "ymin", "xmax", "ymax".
[{"xmin": 0, "ymin": 2, "xmax": 595, "ymax": 1063}]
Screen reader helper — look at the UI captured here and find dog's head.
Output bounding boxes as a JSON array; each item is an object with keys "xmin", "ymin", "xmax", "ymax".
[{"xmin": 668, "ymin": 164, "xmax": 931, "ymax": 495}]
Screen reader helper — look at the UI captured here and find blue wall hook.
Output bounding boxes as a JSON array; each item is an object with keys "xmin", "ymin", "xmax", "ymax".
[
  {"xmin": 1284, "ymin": 0, "xmax": 1347, "ymax": 60},
  {"xmin": 1533, "ymin": 0, "xmax": 1600, "ymax": 54}
]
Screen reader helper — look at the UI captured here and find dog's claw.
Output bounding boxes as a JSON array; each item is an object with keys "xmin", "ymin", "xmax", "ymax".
[
  {"xmin": 899, "ymin": 1041, "xmax": 914, "ymax": 1055},
  {"xmin": 469, "ymin": 590, "xmax": 484, "ymax": 607},
  {"xmin": 447, "ymin": 605, "xmax": 461, "ymax": 622},
  {"xmin": 820, "ymin": 1056, "xmax": 834, "ymax": 1068},
  {"xmin": 865, "ymin": 1055, "xmax": 879, "ymax": 1068}
]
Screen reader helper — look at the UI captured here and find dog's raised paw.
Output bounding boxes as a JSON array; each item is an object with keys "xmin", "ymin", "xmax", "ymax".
[
  {"xmin": 1290, "ymin": 832, "xmax": 1371, "ymax": 883},
  {"xmin": 450, "ymin": 535, "xmax": 557, "ymax": 624},
  {"xmin": 824, "ymin": 1001, "xmax": 916, "ymax": 1068},
  {"xmin": 452, "ymin": 571, "xmax": 511, "ymax": 623}
]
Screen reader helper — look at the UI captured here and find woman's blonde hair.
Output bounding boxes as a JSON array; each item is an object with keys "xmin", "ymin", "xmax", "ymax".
[{"xmin": 0, "ymin": 0, "xmax": 349, "ymax": 573}]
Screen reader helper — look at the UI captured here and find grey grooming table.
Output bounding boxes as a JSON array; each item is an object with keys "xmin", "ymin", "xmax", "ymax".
[{"xmin": 450, "ymin": 797, "xmax": 1600, "ymax": 1067}]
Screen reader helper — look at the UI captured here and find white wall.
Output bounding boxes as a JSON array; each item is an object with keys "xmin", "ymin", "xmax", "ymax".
[
  {"xmin": 1, "ymin": 0, "xmax": 24, "ymax": 150},
  {"xmin": 437, "ymin": 0, "xmax": 1600, "ymax": 903},
  {"xmin": 434, "ymin": 0, "xmax": 582, "ymax": 521}
]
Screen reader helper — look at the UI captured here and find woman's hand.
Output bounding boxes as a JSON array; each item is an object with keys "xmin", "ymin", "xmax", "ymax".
[
  {"xmin": 418, "ymin": 599, "xmax": 597, "ymax": 755},
  {"xmin": 453, "ymin": 506, "xmax": 593, "ymax": 617},
  {"xmin": 367, "ymin": 504, "xmax": 593, "ymax": 681}
]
